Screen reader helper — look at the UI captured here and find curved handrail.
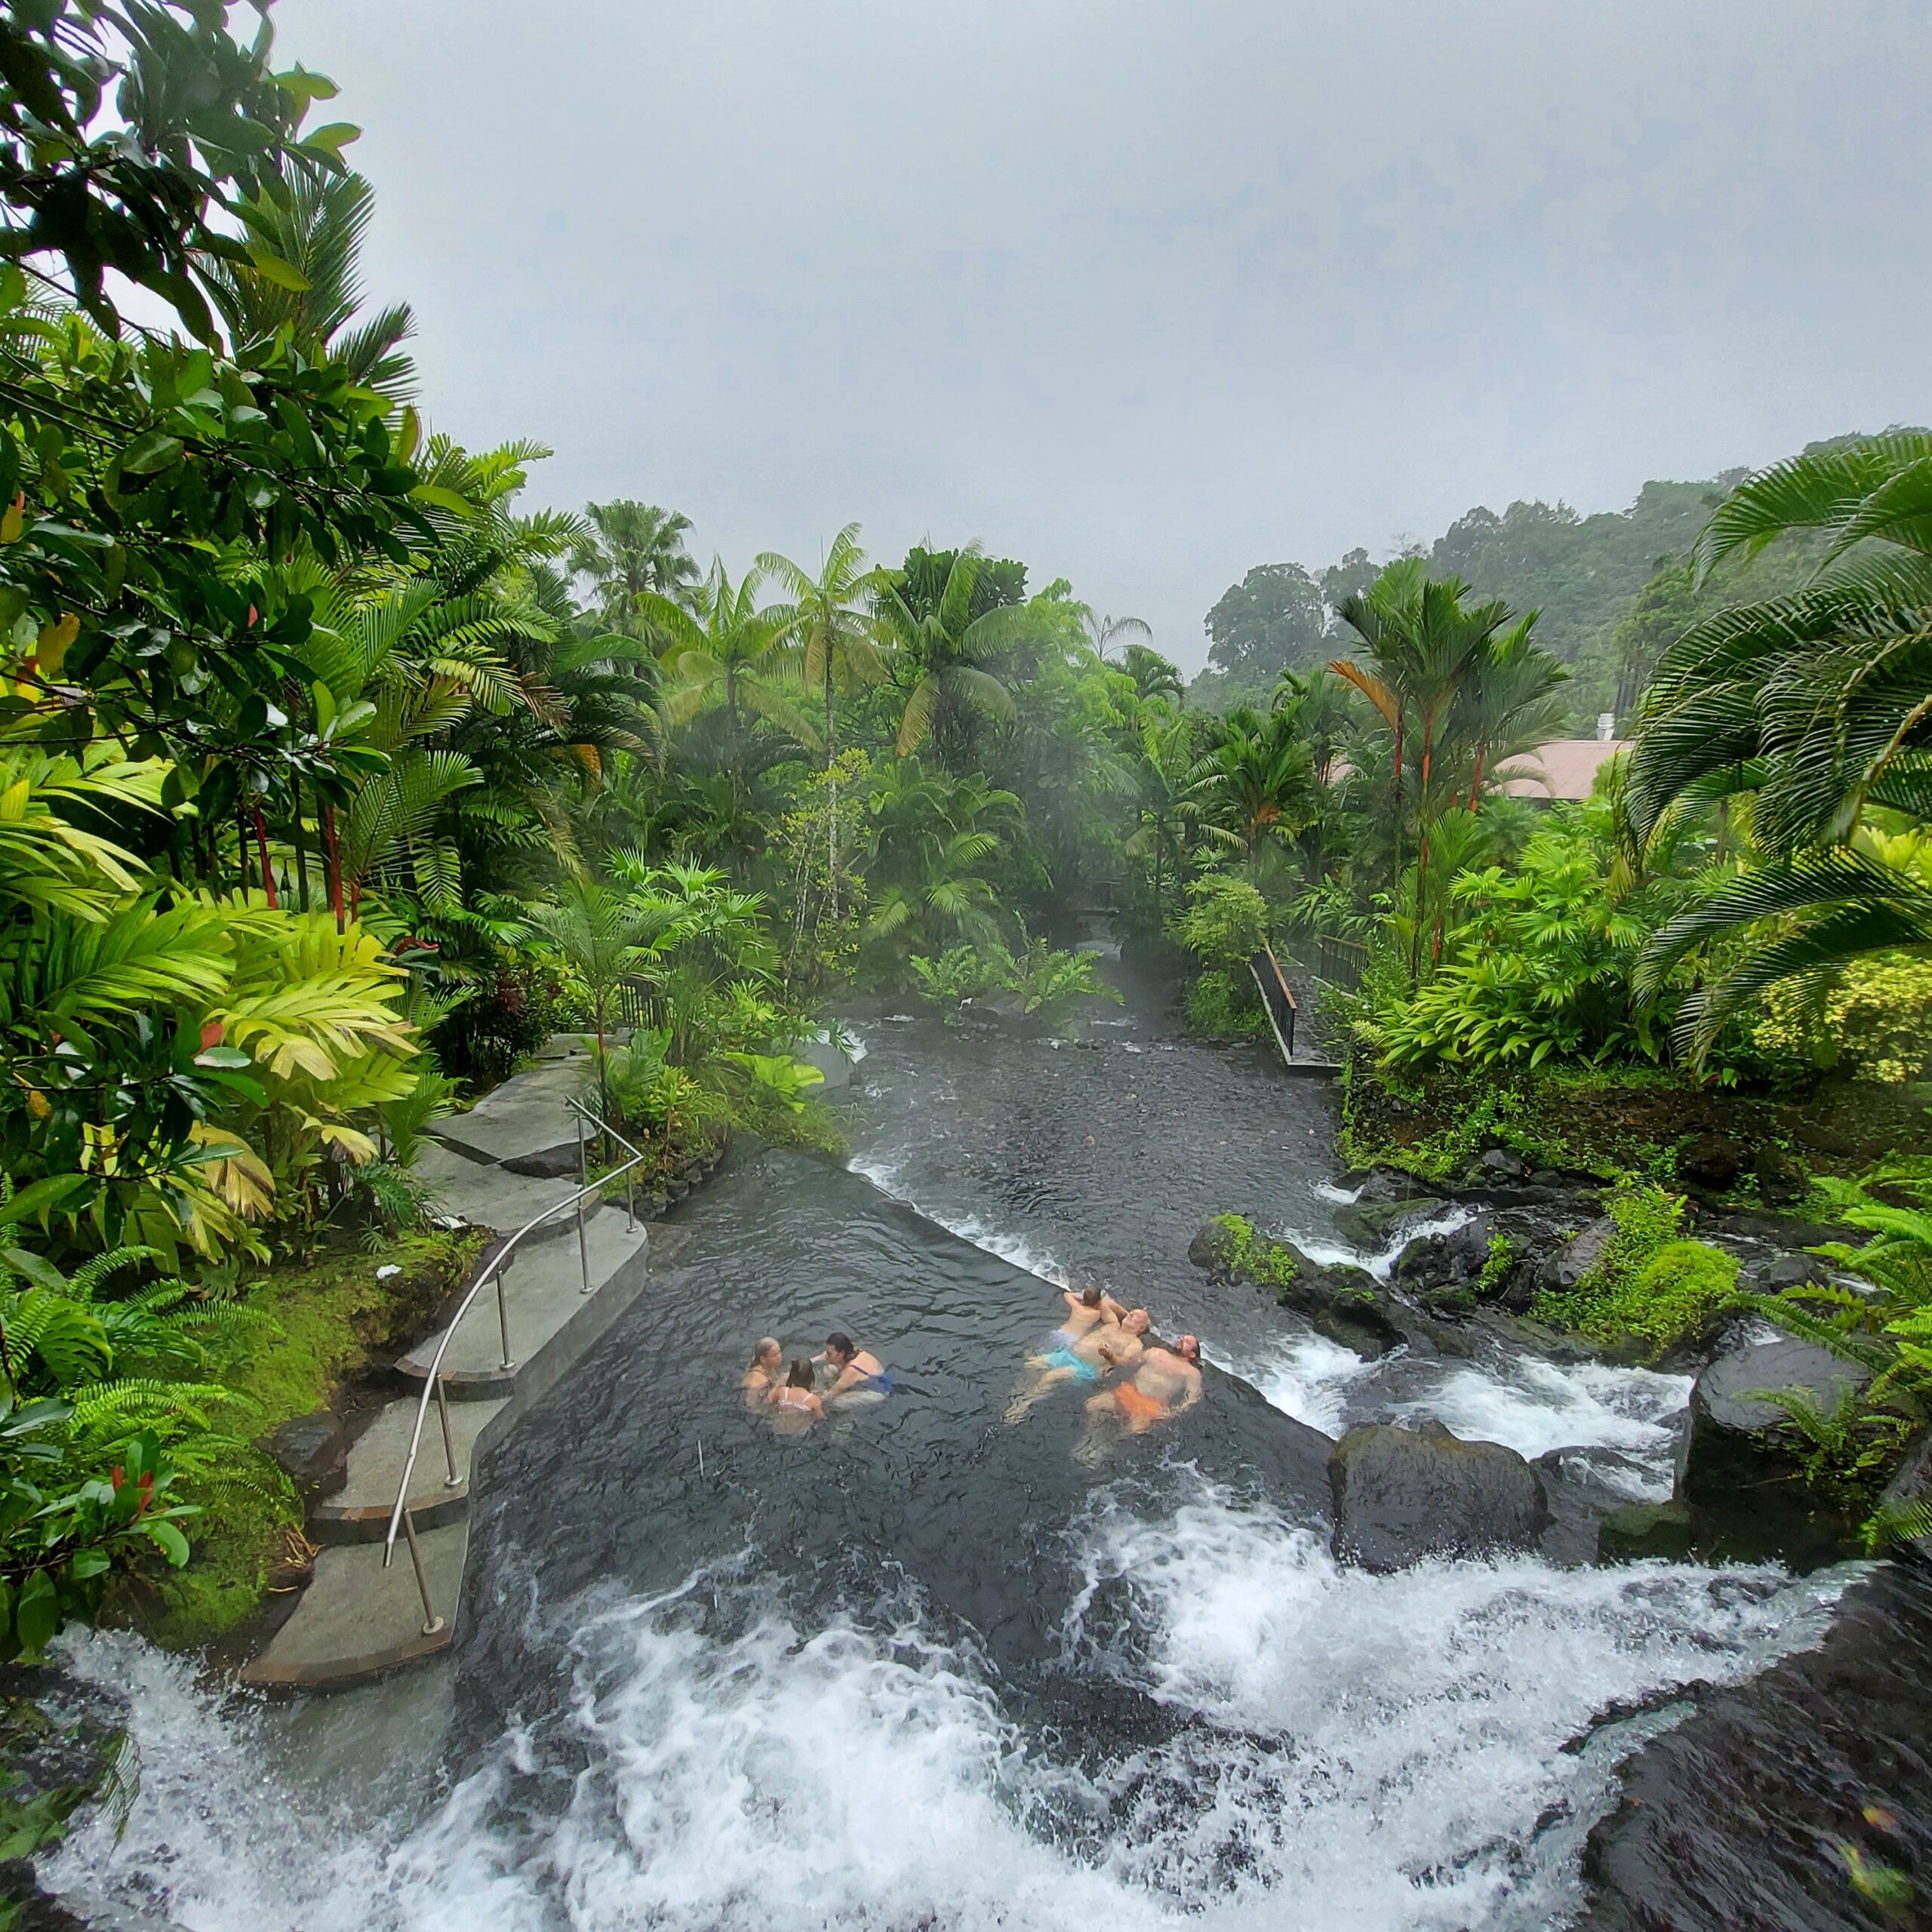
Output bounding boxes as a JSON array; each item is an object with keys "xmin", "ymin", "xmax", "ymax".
[{"xmin": 380, "ymin": 1098, "xmax": 651, "ymax": 1604}]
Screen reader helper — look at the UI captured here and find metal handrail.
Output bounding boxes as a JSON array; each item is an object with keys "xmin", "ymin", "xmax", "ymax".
[{"xmin": 380, "ymin": 1096, "xmax": 652, "ymax": 1633}]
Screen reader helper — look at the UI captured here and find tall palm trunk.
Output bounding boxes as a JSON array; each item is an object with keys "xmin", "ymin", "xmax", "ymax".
[
  {"xmin": 824, "ymin": 651, "xmax": 840, "ymax": 918},
  {"xmin": 1410, "ymin": 710, "xmax": 1435, "ymax": 980}
]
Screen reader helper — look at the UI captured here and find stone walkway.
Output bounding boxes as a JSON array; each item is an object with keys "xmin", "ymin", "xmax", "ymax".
[{"xmin": 243, "ymin": 1042, "xmax": 653, "ymax": 1690}]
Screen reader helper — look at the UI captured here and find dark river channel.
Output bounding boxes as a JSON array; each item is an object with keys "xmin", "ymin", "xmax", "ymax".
[{"xmin": 42, "ymin": 942, "xmax": 1885, "ymax": 1930}]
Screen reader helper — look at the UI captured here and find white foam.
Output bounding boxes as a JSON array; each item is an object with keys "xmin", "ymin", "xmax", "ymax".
[
  {"xmin": 1214, "ymin": 1331, "xmax": 1374, "ymax": 1435},
  {"xmin": 1314, "ymin": 1180, "xmax": 1366, "ymax": 1204},
  {"xmin": 1395, "ymin": 1358, "xmax": 1691, "ymax": 1494},
  {"xmin": 1273, "ymin": 1204, "xmax": 1475, "ymax": 1283},
  {"xmin": 1063, "ymin": 1486, "xmax": 1851, "ymax": 1927},
  {"xmin": 47, "ymin": 1507, "xmax": 1852, "ymax": 1932},
  {"xmin": 846, "ymin": 1152, "xmax": 1067, "ymax": 1284}
]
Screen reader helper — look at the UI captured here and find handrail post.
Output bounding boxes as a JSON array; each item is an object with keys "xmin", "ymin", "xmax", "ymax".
[
  {"xmin": 435, "ymin": 1372, "xmax": 460, "ymax": 1488},
  {"xmin": 574, "ymin": 1106, "xmax": 593, "ymax": 1295},
  {"xmin": 496, "ymin": 1263, "xmax": 515, "ymax": 1371},
  {"xmin": 401, "ymin": 1507, "xmax": 445, "ymax": 1637}
]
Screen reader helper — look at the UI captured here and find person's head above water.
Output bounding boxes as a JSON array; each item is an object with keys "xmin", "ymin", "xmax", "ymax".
[
  {"xmin": 825, "ymin": 1333, "xmax": 857, "ymax": 1365},
  {"xmin": 1078, "ymin": 1285, "xmax": 1103, "ymax": 1309},
  {"xmin": 787, "ymin": 1357, "xmax": 816, "ymax": 1390},
  {"xmin": 753, "ymin": 1337, "xmax": 782, "ymax": 1372},
  {"xmin": 1121, "ymin": 1309, "xmax": 1151, "ymax": 1336},
  {"xmin": 1174, "ymin": 1334, "xmax": 1201, "ymax": 1364}
]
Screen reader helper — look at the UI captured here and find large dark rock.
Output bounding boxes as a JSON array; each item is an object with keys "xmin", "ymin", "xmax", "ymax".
[
  {"xmin": 1329, "ymin": 1421, "xmax": 1551, "ymax": 1571},
  {"xmin": 1189, "ymin": 1218, "xmax": 1411, "ymax": 1357},
  {"xmin": 1478, "ymin": 1146, "xmax": 1528, "ymax": 1179},
  {"xmin": 1752, "ymin": 1144, "xmax": 1810, "ymax": 1207},
  {"xmin": 1330, "ymin": 1194, "xmax": 1446, "ymax": 1251},
  {"xmin": 1756, "ymin": 1251, "xmax": 1828, "ymax": 1291},
  {"xmin": 1392, "ymin": 1215, "xmax": 1494, "ymax": 1304},
  {"xmin": 1878, "ymin": 1430, "xmax": 1932, "ymax": 1568},
  {"xmin": 1547, "ymin": 1215, "xmax": 1617, "ymax": 1290},
  {"xmin": 257, "ymin": 1408, "xmax": 347, "ymax": 1495},
  {"xmin": 1580, "ymin": 1563, "xmax": 1932, "ymax": 1932},
  {"xmin": 1595, "ymin": 1499, "xmax": 1697, "ymax": 1563},
  {"xmin": 1676, "ymin": 1338, "xmax": 1870, "ymax": 1559},
  {"xmin": 1678, "ymin": 1132, "xmax": 1747, "ymax": 1192}
]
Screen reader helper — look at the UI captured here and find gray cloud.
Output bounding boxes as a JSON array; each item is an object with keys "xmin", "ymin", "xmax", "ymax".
[{"xmin": 276, "ymin": 0, "xmax": 1932, "ymax": 667}]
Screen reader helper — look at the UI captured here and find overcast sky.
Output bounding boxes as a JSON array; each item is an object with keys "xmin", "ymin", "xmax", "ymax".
[{"xmin": 273, "ymin": 0, "xmax": 1930, "ymax": 670}]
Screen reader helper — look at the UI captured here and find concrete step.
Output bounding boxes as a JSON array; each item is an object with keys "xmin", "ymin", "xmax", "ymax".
[
  {"xmin": 311, "ymin": 1395, "xmax": 509, "ymax": 1545},
  {"xmin": 411, "ymin": 1140, "xmax": 583, "ymax": 1244},
  {"xmin": 242, "ymin": 1523, "xmax": 468, "ymax": 1689},
  {"xmin": 395, "ymin": 1204, "xmax": 648, "ymax": 1398},
  {"xmin": 429, "ymin": 1058, "xmax": 589, "ymax": 1175}
]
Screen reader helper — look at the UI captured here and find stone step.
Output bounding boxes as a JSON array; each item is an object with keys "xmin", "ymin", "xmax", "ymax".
[
  {"xmin": 429, "ymin": 1057, "xmax": 590, "ymax": 1175},
  {"xmin": 395, "ymin": 1204, "xmax": 648, "ymax": 1398},
  {"xmin": 311, "ymin": 1394, "xmax": 508, "ymax": 1545},
  {"xmin": 242, "ymin": 1521, "xmax": 469, "ymax": 1688},
  {"xmin": 411, "ymin": 1140, "xmax": 583, "ymax": 1244}
]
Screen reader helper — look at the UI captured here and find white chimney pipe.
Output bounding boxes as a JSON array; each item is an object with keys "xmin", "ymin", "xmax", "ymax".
[{"xmin": 1597, "ymin": 712, "xmax": 1616, "ymax": 742}]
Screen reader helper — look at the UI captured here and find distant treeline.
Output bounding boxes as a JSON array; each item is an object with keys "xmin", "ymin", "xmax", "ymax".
[{"xmin": 1192, "ymin": 428, "xmax": 1927, "ymax": 725}]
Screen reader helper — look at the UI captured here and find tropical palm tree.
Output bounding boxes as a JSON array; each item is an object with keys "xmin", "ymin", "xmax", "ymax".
[
  {"xmin": 865, "ymin": 758, "xmax": 1021, "ymax": 952},
  {"xmin": 642, "ymin": 562, "xmax": 820, "ymax": 814},
  {"xmin": 1124, "ymin": 712, "xmax": 1206, "ymax": 918},
  {"xmin": 202, "ymin": 162, "xmax": 415, "ymax": 398},
  {"xmin": 877, "ymin": 547, "xmax": 1036, "ymax": 771},
  {"xmin": 1627, "ymin": 434, "xmax": 1932, "ymax": 1055},
  {"xmin": 1190, "ymin": 704, "xmax": 1319, "ymax": 864},
  {"xmin": 1121, "ymin": 642, "xmax": 1185, "ymax": 709},
  {"xmin": 756, "ymin": 525, "xmax": 893, "ymax": 908},
  {"xmin": 574, "ymin": 503, "xmax": 702, "ymax": 635},
  {"xmin": 1081, "ymin": 611, "xmax": 1154, "ymax": 660},
  {"xmin": 1448, "ymin": 612, "xmax": 1570, "ymax": 808},
  {"xmin": 1332, "ymin": 561, "xmax": 1524, "ymax": 972}
]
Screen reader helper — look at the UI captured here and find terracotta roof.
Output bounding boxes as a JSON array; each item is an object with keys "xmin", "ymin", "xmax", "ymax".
[{"xmin": 1493, "ymin": 740, "xmax": 1628, "ymax": 801}]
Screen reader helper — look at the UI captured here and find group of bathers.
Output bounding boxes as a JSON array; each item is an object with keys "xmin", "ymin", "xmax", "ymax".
[{"xmin": 742, "ymin": 1329, "xmax": 892, "ymax": 1429}]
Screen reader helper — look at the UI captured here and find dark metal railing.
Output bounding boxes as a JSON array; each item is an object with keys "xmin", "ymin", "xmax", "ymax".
[{"xmin": 1250, "ymin": 943, "xmax": 1299, "ymax": 1062}]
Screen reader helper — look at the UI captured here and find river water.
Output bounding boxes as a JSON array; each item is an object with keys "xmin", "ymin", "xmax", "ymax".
[{"xmin": 43, "ymin": 946, "xmax": 1863, "ymax": 1930}]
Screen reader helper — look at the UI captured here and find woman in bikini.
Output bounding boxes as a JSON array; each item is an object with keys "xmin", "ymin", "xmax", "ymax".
[
  {"xmin": 822, "ymin": 1333, "xmax": 893, "ymax": 1401},
  {"xmin": 767, "ymin": 1357, "xmax": 825, "ymax": 1432}
]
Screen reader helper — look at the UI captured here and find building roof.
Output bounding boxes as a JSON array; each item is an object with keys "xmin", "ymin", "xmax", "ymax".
[{"xmin": 1493, "ymin": 739, "xmax": 1629, "ymax": 801}]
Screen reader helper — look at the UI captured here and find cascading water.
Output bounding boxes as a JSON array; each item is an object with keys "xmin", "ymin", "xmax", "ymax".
[{"xmin": 38, "ymin": 955, "xmax": 1874, "ymax": 1930}]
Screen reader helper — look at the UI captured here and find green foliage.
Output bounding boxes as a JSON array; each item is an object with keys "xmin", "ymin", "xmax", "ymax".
[
  {"xmin": 1534, "ymin": 1183, "xmax": 1735, "ymax": 1359},
  {"xmin": 1477, "ymin": 1233, "xmax": 1517, "ymax": 1297},
  {"xmin": 1204, "ymin": 1214, "xmax": 1306, "ymax": 1293},
  {"xmin": 1749, "ymin": 1380, "xmax": 1913, "ymax": 1513},
  {"xmin": 1176, "ymin": 875, "xmax": 1270, "ymax": 969},
  {"xmin": 1186, "ymin": 970, "xmax": 1266, "ymax": 1041}
]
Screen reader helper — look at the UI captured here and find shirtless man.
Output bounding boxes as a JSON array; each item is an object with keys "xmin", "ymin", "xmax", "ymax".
[
  {"xmin": 1048, "ymin": 1284, "xmax": 1128, "ymax": 1351},
  {"xmin": 1005, "ymin": 1308, "xmax": 1151, "ymax": 1423},
  {"xmin": 1086, "ymin": 1334, "xmax": 1203, "ymax": 1436}
]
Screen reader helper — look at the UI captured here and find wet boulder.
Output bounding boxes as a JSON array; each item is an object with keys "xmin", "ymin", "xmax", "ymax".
[
  {"xmin": 1478, "ymin": 1147, "xmax": 1529, "ymax": 1180},
  {"xmin": 1755, "ymin": 1251, "xmax": 1827, "ymax": 1291},
  {"xmin": 1678, "ymin": 1132, "xmax": 1747, "ymax": 1194},
  {"xmin": 1752, "ymin": 1144, "xmax": 1809, "ymax": 1207},
  {"xmin": 257, "ymin": 1408, "xmax": 347, "ymax": 1495},
  {"xmin": 1189, "ymin": 1216, "xmax": 1409, "ymax": 1358},
  {"xmin": 1546, "ymin": 1216, "xmax": 1616, "ymax": 1291},
  {"xmin": 1595, "ymin": 1500, "xmax": 1697, "ymax": 1563},
  {"xmin": 1330, "ymin": 1193, "xmax": 1445, "ymax": 1251},
  {"xmin": 1878, "ymin": 1431, "xmax": 1932, "ymax": 1568},
  {"xmin": 1676, "ymin": 1338, "xmax": 1872, "ymax": 1555},
  {"xmin": 1392, "ymin": 1216, "xmax": 1495, "ymax": 1315},
  {"xmin": 1329, "ymin": 1420, "xmax": 1551, "ymax": 1571}
]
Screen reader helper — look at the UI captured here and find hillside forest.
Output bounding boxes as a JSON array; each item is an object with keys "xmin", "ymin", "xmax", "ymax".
[{"xmin": 2, "ymin": 2, "xmax": 1931, "ymax": 1666}]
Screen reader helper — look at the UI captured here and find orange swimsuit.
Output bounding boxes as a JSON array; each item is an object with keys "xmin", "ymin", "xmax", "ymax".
[{"xmin": 1114, "ymin": 1382, "xmax": 1166, "ymax": 1424}]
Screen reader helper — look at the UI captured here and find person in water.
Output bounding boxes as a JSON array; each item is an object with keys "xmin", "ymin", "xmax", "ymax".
[
  {"xmin": 743, "ymin": 1337, "xmax": 783, "ymax": 1404},
  {"xmin": 1048, "ymin": 1283, "xmax": 1128, "ymax": 1350},
  {"xmin": 767, "ymin": 1356, "xmax": 825, "ymax": 1429},
  {"xmin": 1005, "ymin": 1306, "xmax": 1150, "ymax": 1423},
  {"xmin": 821, "ymin": 1332, "xmax": 893, "ymax": 1401},
  {"xmin": 1087, "ymin": 1334, "xmax": 1202, "ymax": 1435}
]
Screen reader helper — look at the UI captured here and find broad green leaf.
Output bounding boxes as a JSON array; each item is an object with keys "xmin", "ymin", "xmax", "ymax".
[
  {"xmin": 120, "ymin": 431, "xmax": 184, "ymax": 475},
  {"xmin": 248, "ymin": 252, "xmax": 311, "ymax": 293},
  {"xmin": 14, "ymin": 1572, "xmax": 58, "ymax": 1657},
  {"xmin": 148, "ymin": 1520, "xmax": 190, "ymax": 1568}
]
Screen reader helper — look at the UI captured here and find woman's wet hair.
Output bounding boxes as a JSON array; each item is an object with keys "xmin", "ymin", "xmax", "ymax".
[
  {"xmin": 826, "ymin": 1332, "xmax": 855, "ymax": 1360},
  {"xmin": 753, "ymin": 1337, "xmax": 780, "ymax": 1367},
  {"xmin": 788, "ymin": 1357, "xmax": 816, "ymax": 1390}
]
